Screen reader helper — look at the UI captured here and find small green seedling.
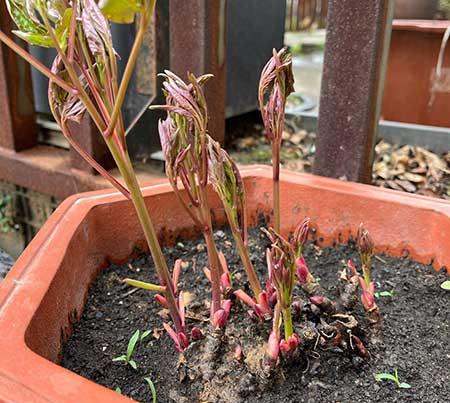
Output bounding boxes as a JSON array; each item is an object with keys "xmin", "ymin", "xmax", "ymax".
[
  {"xmin": 115, "ymin": 387, "xmax": 122, "ymax": 394},
  {"xmin": 440, "ymin": 280, "xmax": 450, "ymax": 291},
  {"xmin": 144, "ymin": 377, "xmax": 157, "ymax": 403},
  {"xmin": 112, "ymin": 330, "xmax": 141, "ymax": 369},
  {"xmin": 140, "ymin": 330, "xmax": 151, "ymax": 342},
  {"xmin": 375, "ymin": 369, "xmax": 411, "ymax": 389},
  {"xmin": 374, "ymin": 289, "xmax": 395, "ymax": 298}
]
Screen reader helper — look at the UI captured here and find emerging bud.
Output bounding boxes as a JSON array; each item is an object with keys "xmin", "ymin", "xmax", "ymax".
[
  {"xmin": 154, "ymin": 294, "xmax": 168, "ymax": 307},
  {"xmin": 296, "ymin": 256, "xmax": 310, "ymax": 284},
  {"xmin": 265, "ymin": 331, "xmax": 280, "ymax": 365},
  {"xmin": 293, "ymin": 217, "xmax": 310, "ymax": 251},
  {"xmin": 221, "ymin": 272, "xmax": 232, "ymax": 293},
  {"xmin": 234, "ymin": 344, "xmax": 243, "ymax": 361},
  {"xmin": 347, "ymin": 259, "xmax": 358, "ymax": 277},
  {"xmin": 310, "ymin": 295, "xmax": 335, "ymax": 314},
  {"xmin": 357, "ymin": 224, "xmax": 374, "ymax": 257},
  {"xmin": 163, "ymin": 323, "xmax": 188, "ymax": 352},
  {"xmin": 359, "ymin": 278, "xmax": 377, "ymax": 312},
  {"xmin": 191, "ymin": 326, "xmax": 204, "ymax": 341},
  {"xmin": 279, "ymin": 334, "xmax": 299, "ymax": 353},
  {"xmin": 212, "ymin": 299, "xmax": 232, "ymax": 329},
  {"xmin": 296, "ymin": 256, "xmax": 319, "ymax": 295}
]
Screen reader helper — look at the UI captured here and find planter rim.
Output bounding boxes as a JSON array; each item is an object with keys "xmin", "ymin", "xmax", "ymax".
[
  {"xmin": 0, "ymin": 165, "xmax": 449, "ymax": 402},
  {"xmin": 393, "ymin": 19, "xmax": 450, "ymax": 33}
]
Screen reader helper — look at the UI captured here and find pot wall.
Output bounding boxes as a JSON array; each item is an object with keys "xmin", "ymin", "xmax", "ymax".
[
  {"xmin": 0, "ymin": 166, "xmax": 449, "ymax": 402},
  {"xmin": 382, "ymin": 20, "xmax": 450, "ymax": 127}
]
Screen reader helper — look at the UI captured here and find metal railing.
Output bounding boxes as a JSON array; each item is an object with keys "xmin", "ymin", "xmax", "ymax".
[{"xmin": 286, "ymin": 0, "xmax": 328, "ymax": 31}]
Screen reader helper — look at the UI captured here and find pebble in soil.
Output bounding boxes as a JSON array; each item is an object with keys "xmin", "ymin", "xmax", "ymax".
[{"xmin": 62, "ymin": 226, "xmax": 450, "ymax": 403}]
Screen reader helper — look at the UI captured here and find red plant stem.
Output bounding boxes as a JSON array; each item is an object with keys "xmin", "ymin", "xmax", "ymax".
[
  {"xmin": 0, "ymin": 30, "xmax": 77, "ymax": 95},
  {"xmin": 107, "ymin": 138, "xmax": 184, "ymax": 334},
  {"xmin": 197, "ymin": 181, "xmax": 222, "ymax": 315},
  {"xmin": 203, "ymin": 228, "xmax": 222, "ymax": 315},
  {"xmin": 59, "ymin": 121, "xmax": 131, "ymax": 199},
  {"xmin": 272, "ymin": 142, "xmax": 281, "ymax": 233},
  {"xmin": 273, "ymin": 301, "xmax": 281, "ymax": 335}
]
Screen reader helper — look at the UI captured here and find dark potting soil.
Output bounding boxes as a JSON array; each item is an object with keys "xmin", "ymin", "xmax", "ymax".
[{"xmin": 61, "ymin": 226, "xmax": 450, "ymax": 403}]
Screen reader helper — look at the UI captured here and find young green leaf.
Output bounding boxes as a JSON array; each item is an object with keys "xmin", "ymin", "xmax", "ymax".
[
  {"xmin": 140, "ymin": 330, "xmax": 151, "ymax": 342},
  {"xmin": 375, "ymin": 290, "xmax": 394, "ymax": 298},
  {"xmin": 99, "ymin": 0, "xmax": 143, "ymax": 23},
  {"xmin": 127, "ymin": 330, "xmax": 140, "ymax": 360},
  {"xmin": 115, "ymin": 387, "xmax": 122, "ymax": 394},
  {"xmin": 375, "ymin": 370, "xmax": 411, "ymax": 389},
  {"xmin": 128, "ymin": 359, "xmax": 137, "ymax": 370},
  {"xmin": 144, "ymin": 377, "xmax": 157, "ymax": 403},
  {"xmin": 112, "ymin": 355, "xmax": 127, "ymax": 362},
  {"xmin": 375, "ymin": 373, "xmax": 397, "ymax": 382},
  {"xmin": 12, "ymin": 31, "xmax": 53, "ymax": 47},
  {"xmin": 440, "ymin": 280, "xmax": 450, "ymax": 290}
]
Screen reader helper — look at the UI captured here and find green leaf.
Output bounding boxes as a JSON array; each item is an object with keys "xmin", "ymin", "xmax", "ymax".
[
  {"xmin": 399, "ymin": 382, "xmax": 411, "ymax": 389},
  {"xmin": 6, "ymin": 0, "xmax": 44, "ymax": 34},
  {"xmin": 115, "ymin": 387, "xmax": 122, "ymax": 394},
  {"xmin": 375, "ymin": 373, "xmax": 397, "ymax": 382},
  {"xmin": 379, "ymin": 290, "xmax": 394, "ymax": 297},
  {"xmin": 127, "ymin": 330, "xmax": 140, "ymax": 360},
  {"xmin": 144, "ymin": 377, "xmax": 157, "ymax": 403},
  {"xmin": 112, "ymin": 355, "xmax": 127, "ymax": 362},
  {"xmin": 128, "ymin": 359, "xmax": 137, "ymax": 370},
  {"xmin": 140, "ymin": 330, "xmax": 151, "ymax": 342},
  {"xmin": 441, "ymin": 280, "xmax": 450, "ymax": 290},
  {"xmin": 12, "ymin": 31, "xmax": 53, "ymax": 47},
  {"xmin": 98, "ymin": 0, "xmax": 143, "ymax": 23},
  {"xmin": 55, "ymin": 8, "xmax": 72, "ymax": 50}
]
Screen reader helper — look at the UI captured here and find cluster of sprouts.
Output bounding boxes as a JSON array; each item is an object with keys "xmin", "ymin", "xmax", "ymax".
[{"xmin": 2, "ymin": 0, "xmax": 381, "ymax": 369}]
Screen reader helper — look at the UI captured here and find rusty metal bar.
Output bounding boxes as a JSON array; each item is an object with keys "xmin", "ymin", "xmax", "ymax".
[
  {"xmin": 170, "ymin": 0, "xmax": 227, "ymax": 143},
  {"xmin": 0, "ymin": 2, "xmax": 38, "ymax": 152},
  {"xmin": 313, "ymin": 0, "xmax": 394, "ymax": 183}
]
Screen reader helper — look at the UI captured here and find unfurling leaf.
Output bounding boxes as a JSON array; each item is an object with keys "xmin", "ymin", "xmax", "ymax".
[
  {"xmin": 99, "ymin": 0, "xmax": 144, "ymax": 23},
  {"xmin": 127, "ymin": 330, "xmax": 140, "ymax": 360},
  {"xmin": 82, "ymin": 0, "xmax": 113, "ymax": 57},
  {"xmin": 12, "ymin": 30, "xmax": 53, "ymax": 47},
  {"xmin": 6, "ymin": 0, "xmax": 70, "ymax": 48}
]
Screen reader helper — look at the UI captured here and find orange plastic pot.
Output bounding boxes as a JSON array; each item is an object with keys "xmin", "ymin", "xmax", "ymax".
[{"xmin": 0, "ymin": 166, "xmax": 448, "ymax": 402}]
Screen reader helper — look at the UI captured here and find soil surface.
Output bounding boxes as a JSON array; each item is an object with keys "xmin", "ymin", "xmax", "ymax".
[{"xmin": 62, "ymin": 226, "xmax": 450, "ymax": 403}]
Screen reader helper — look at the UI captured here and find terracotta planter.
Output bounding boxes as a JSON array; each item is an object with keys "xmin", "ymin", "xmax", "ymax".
[
  {"xmin": 0, "ymin": 165, "xmax": 449, "ymax": 402},
  {"xmin": 382, "ymin": 20, "xmax": 450, "ymax": 127},
  {"xmin": 394, "ymin": 0, "xmax": 438, "ymax": 20}
]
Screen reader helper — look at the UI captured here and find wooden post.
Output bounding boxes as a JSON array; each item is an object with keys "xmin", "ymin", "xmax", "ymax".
[
  {"xmin": 313, "ymin": 0, "xmax": 394, "ymax": 183},
  {"xmin": 170, "ymin": 0, "xmax": 227, "ymax": 143},
  {"xmin": 0, "ymin": 2, "xmax": 38, "ymax": 151}
]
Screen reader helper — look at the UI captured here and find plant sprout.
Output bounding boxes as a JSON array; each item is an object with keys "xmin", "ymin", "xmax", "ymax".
[
  {"xmin": 441, "ymin": 280, "xmax": 450, "ymax": 290},
  {"xmin": 1, "ymin": 0, "xmax": 188, "ymax": 351},
  {"xmin": 348, "ymin": 225, "xmax": 380, "ymax": 321},
  {"xmin": 112, "ymin": 329, "xmax": 141, "ymax": 369},
  {"xmin": 375, "ymin": 369, "xmax": 411, "ymax": 389},
  {"xmin": 152, "ymin": 72, "xmax": 231, "ymax": 328},
  {"xmin": 263, "ymin": 218, "xmax": 310, "ymax": 362},
  {"xmin": 208, "ymin": 139, "xmax": 266, "ymax": 308},
  {"xmin": 375, "ymin": 290, "xmax": 395, "ymax": 298},
  {"xmin": 259, "ymin": 48, "xmax": 295, "ymax": 233},
  {"xmin": 144, "ymin": 377, "xmax": 157, "ymax": 403}
]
